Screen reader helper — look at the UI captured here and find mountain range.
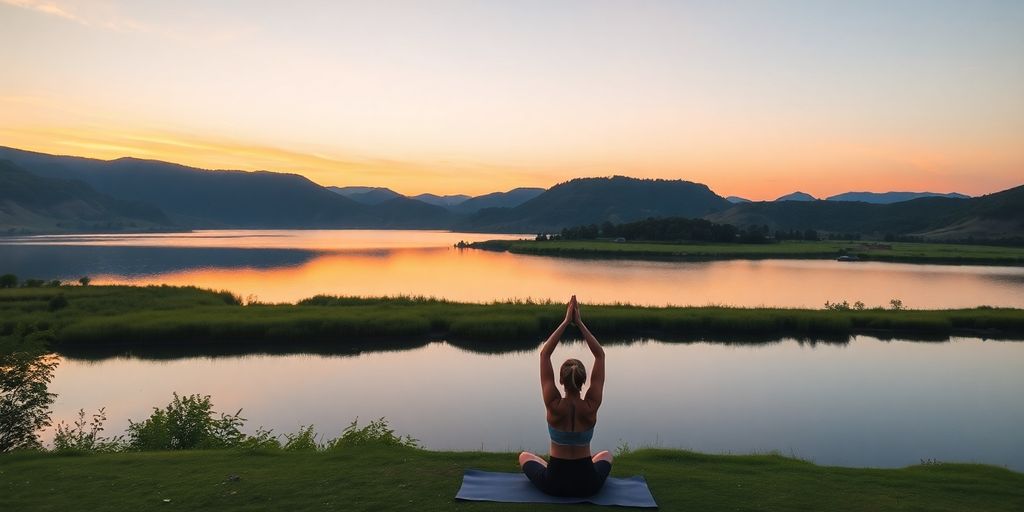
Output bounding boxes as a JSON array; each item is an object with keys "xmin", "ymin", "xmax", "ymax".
[{"xmin": 0, "ymin": 146, "xmax": 1019, "ymax": 241}]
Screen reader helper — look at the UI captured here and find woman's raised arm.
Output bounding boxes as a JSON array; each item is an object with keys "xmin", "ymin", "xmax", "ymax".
[
  {"xmin": 540, "ymin": 296, "xmax": 576, "ymax": 406},
  {"xmin": 574, "ymin": 302, "xmax": 605, "ymax": 407}
]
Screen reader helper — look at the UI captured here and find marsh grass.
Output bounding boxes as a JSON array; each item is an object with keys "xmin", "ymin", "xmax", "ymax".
[
  {"xmin": 476, "ymin": 239, "xmax": 1024, "ymax": 265},
  {"xmin": 1, "ymin": 286, "xmax": 1022, "ymax": 353}
]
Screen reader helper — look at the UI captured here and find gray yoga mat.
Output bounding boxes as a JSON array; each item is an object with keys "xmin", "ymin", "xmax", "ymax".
[{"xmin": 455, "ymin": 469, "xmax": 658, "ymax": 508}]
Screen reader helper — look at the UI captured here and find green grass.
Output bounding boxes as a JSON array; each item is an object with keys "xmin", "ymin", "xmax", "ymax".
[
  {"xmin": 1, "ymin": 446, "xmax": 1021, "ymax": 511},
  {"xmin": 472, "ymin": 239, "xmax": 1024, "ymax": 265},
  {"xmin": 2, "ymin": 286, "xmax": 1023, "ymax": 355}
]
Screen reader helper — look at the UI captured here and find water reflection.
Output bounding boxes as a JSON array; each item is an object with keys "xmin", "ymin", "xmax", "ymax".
[
  {"xmin": 2, "ymin": 230, "xmax": 1022, "ymax": 307},
  {"xmin": 45, "ymin": 336, "xmax": 1024, "ymax": 470},
  {"xmin": 55, "ymin": 335, "xmax": 861, "ymax": 362},
  {"xmin": 0, "ymin": 245, "xmax": 317, "ymax": 278}
]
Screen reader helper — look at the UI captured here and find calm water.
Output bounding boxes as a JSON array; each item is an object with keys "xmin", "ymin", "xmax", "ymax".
[
  {"xmin": 1, "ymin": 229, "xmax": 1022, "ymax": 307},
  {"xmin": 4, "ymin": 230, "xmax": 1023, "ymax": 469},
  {"xmin": 46, "ymin": 336, "xmax": 1024, "ymax": 470}
]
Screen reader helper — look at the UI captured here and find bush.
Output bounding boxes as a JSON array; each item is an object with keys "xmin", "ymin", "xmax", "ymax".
[
  {"xmin": 326, "ymin": 418, "xmax": 419, "ymax": 450},
  {"xmin": 283, "ymin": 425, "xmax": 320, "ymax": 451},
  {"xmin": 0, "ymin": 351, "xmax": 57, "ymax": 452},
  {"xmin": 126, "ymin": 393, "xmax": 246, "ymax": 450},
  {"xmin": 48, "ymin": 294, "xmax": 69, "ymax": 311},
  {"xmin": 0, "ymin": 274, "xmax": 17, "ymax": 288},
  {"xmin": 54, "ymin": 408, "xmax": 123, "ymax": 452}
]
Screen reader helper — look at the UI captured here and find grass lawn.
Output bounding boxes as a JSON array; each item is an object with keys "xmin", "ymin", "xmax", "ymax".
[
  {"xmin": 472, "ymin": 239, "xmax": 1024, "ymax": 265},
  {"xmin": 2, "ymin": 446, "xmax": 1021, "ymax": 511}
]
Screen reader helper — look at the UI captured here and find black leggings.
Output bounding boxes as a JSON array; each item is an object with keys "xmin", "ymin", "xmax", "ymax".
[{"xmin": 522, "ymin": 456, "xmax": 612, "ymax": 497}]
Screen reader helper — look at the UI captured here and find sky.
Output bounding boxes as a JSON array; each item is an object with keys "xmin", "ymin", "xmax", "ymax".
[{"xmin": 1, "ymin": 0, "xmax": 1022, "ymax": 199}]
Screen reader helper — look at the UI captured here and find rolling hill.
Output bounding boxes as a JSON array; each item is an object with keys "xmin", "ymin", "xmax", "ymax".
[
  {"xmin": 708, "ymin": 185, "xmax": 1024, "ymax": 240},
  {"xmin": 327, "ymin": 186, "xmax": 404, "ymax": 205},
  {"xmin": 460, "ymin": 176, "xmax": 732, "ymax": 232},
  {"xmin": 0, "ymin": 160, "xmax": 173, "ymax": 233},
  {"xmin": 774, "ymin": 191, "xmax": 816, "ymax": 202},
  {"xmin": 0, "ymin": 147, "xmax": 430, "ymax": 229},
  {"xmin": 411, "ymin": 193, "xmax": 472, "ymax": 208},
  {"xmin": 1, "ymin": 146, "xmax": 1019, "ymax": 240},
  {"xmin": 451, "ymin": 187, "xmax": 545, "ymax": 214},
  {"xmin": 826, "ymin": 191, "xmax": 970, "ymax": 203}
]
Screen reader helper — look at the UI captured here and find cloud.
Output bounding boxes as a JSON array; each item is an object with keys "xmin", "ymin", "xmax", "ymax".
[
  {"xmin": 3, "ymin": 0, "xmax": 118, "ymax": 28},
  {"xmin": 1, "ymin": 0, "xmax": 257, "ymax": 43}
]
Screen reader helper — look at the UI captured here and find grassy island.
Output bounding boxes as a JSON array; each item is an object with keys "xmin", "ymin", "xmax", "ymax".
[
  {"xmin": 1, "ymin": 445, "xmax": 1022, "ymax": 511},
  {"xmin": 470, "ymin": 239, "xmax": 1024, "ymax": 265},
  {"xmin": 1, "ymin": 285, "xmax": 1023, "ymax": 357}
]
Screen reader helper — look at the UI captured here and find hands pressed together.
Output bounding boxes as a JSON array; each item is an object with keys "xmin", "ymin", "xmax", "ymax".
[{"xmin": 564, "ymin": 294, "xmax": 583, "ymax": 327}]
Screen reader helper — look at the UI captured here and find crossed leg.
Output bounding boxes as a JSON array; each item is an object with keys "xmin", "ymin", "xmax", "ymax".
[
  {"xmin": 592, "ymin": 450, "xmax": 613, "ymax": 464},
  {"xmin": 519, "ymin": 451, "xmax": 548, "ymax": 468}
]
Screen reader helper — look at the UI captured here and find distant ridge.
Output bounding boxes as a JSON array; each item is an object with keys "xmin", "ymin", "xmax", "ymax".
[
  {"xmin": 709, "ymin": 185, "xmax": 1023, "ymax": 240},
  {"xmin": 726, "ymin": 196, "xmax": 752, "ymax": 204},
  {"xmin": 328, "ymin": 186, "xmax": 404, "ymax": 205},
  {"xmin": 412, "ymin": 193, "xmax": 472, "ymax": 208},
  {"xmin": 461, "ymin": 176, "xmax": 732, "ymax": 232},
  {"xmin": 452, "ymin": 187, "xmax": 545, "ymax": 214},
  {"xmin": 0, "ymin": 146, "xmax": 1019, "ymax": 241},
  {"xmin": 774, "ymin": 191, "xmax": 816, "ymax": 202},
  {"xmin": 826, "ymin": 191, "xmax": 970, "ymax": 204},
  {"xmin": 0, "ymin": 160, "xmax": 173, "ymax": 233}
]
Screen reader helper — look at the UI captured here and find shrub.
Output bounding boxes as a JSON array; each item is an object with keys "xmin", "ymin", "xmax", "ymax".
[
  {"xmin": 0, "ymin": 351, "xmax": 57, "ymax": 452},
  {"xmin": 78, "ymin": 276, "xmax": 91, "ymax": 286},
  {"xmin": 325, "ymin": 418, "xmax": 419, "ymax": 449},
  {"xmin": 0, "ymin": 274, "xmax": 17, "ymax": 288},
  {"xmin": 237, "ymin": 427, "xmax": 281, "ymax": 451},
  {"xmin": 54, "ymin": 408, "xmax": 123, "ymax": 452},
  {"xmin": 283, "ymin": 425, "xmax": 320, "ymax": 451},
  {"xmin": 126, "ymin": 393, "xmax": 246, "ymax": 450},
  {"xmin": 48, "ymin": 294, "xmax": 69, "ymax": 311}
]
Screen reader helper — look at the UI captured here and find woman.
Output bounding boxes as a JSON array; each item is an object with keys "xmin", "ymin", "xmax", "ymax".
[{"xmin": 518, "ymin": 295, "xmax": 612, "ymax": 497}]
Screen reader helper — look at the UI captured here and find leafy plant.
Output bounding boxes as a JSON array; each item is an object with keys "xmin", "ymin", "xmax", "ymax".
[
  {"xmin": 54, "ymin": 408, "xmax": 123, "ymax": 452},
  {"xmin": 0, "ymin": 350, "xmax": 57, "ymax": 452},
  {"xmin": 126, "ymin": 393, "xmax": 246, "ymax": 450},
  {"xmin": 236, "ymin": 427, "xmax": 281, "ymax": 451},
  {"xmin": 326, "ymin": 418, "xmax": 419, "ymax": 449},
  {"xmin": 283, "ymin": 425, "xmax": 320, "ymax": 451}
]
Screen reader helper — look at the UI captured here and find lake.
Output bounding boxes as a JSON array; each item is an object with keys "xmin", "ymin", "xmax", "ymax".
[
  {"xmin": 1, "ymin": 229, "xmax": 1022, "ymax": 308},
  {"xmin": 46, "ymin": 336, "xmax": 1024, "ymax": 470},
  {"xmin": 2, "ymin": 229, "xmax": 1023, "ymax": 470}
]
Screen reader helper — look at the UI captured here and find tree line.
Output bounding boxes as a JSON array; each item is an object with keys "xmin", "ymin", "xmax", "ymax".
[{"xmin": 547, "ymin": 217, "xmax": 835, "ymax": 243}]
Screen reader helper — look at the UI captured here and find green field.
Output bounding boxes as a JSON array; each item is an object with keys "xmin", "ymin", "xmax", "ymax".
[
  {"xmin": 471, "ymin": 239, "xmax": 1024, "ymax": 265},
  {"xmin": 2, "ymin": 446, "xmax": 1021, "ymax": 511},
  {"xmin": 2, "ymin": 285, "xmax": 1024, "ymax": 357}
]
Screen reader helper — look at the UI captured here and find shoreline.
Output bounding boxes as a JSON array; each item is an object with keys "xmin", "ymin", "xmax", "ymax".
[{"xmin": 470, "ymin": 239, "xmax": 1024, "ymax": 266}]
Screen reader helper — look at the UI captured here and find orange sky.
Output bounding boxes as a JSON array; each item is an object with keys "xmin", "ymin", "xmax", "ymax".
[{"xmin": 1, "ymin": 1, "xmax": 1022, "ymax": 199}]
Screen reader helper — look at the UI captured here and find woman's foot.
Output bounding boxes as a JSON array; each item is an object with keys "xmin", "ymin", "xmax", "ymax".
[{"xmin": 519, "ymin": 451, "xmax": 548, "ymax": 468}]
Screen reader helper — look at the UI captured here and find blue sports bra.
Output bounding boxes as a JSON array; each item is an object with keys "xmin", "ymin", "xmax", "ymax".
[{"xmin": 548, "ymin": 402, "xmax": 594, "ymax": 446}]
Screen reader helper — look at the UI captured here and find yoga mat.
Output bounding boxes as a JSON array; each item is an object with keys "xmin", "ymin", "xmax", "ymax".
[{"xmin": 455, "ymin": 469, "xmax": 658, "ymax": 508}]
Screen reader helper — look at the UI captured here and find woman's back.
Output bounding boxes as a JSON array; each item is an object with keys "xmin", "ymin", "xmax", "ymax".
[
  {"xmin": 547, "ymin": 396, "xmax": 598, "ymax": 459},
  {"xmin": 519, "ymin": 296, "xmax": 612, "ymax": 498}
]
